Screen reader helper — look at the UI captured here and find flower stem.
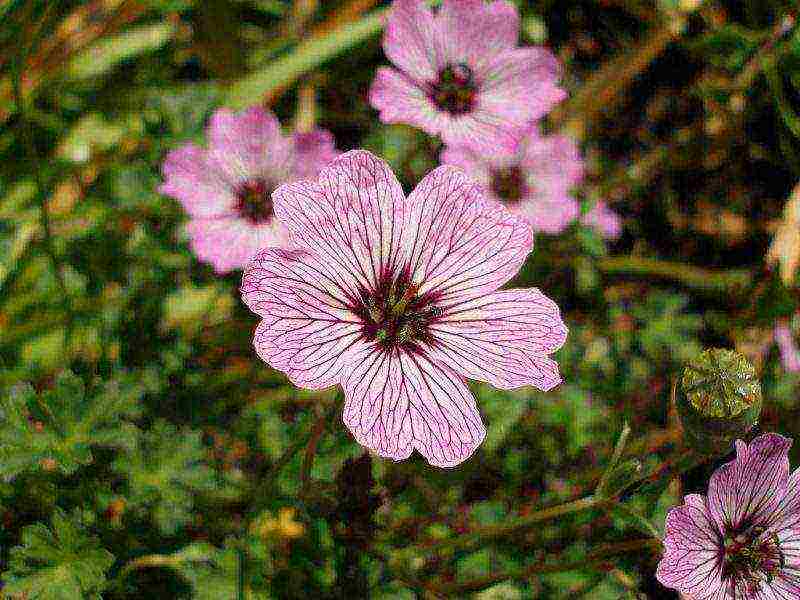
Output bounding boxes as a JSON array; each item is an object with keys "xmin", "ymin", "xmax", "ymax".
[
  {"xmin": 299, "ymin": 405, "xmax": 330, "ymax": 495},
  {"xmin": 405, "ymin": 447, "xmax": 703, "ymax": 558},
  {"xmin": 595, "ymin": 255, "xmax": 751, "ymax": 294},
  {"xmin": 430, "ymin": 538, "xmax": 661, "ymax": 595},
  {"xmin": 11, "ymin": 5, "xmax": 73, "ymax": 329},
  {"xmin": 421, "ymin": 495, "xmax": 607, "ymax": 556}
]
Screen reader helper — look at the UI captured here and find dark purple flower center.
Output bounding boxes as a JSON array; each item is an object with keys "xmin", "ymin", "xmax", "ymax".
[
  {"xmin": 722, "ymin": 527, "xmax": 785, "ymax": 593},
  {"xmin": 491, "ymin": 166, "xmax": 528, "ymax": 204},
  {"xmin": 234, "ymin": 178, "xmax": 275, "ymax": 224},
  {"xmin": 353, "ymin": 268, "xmax": 443, "ymax": 352},
  {"xmin": 431, "ymin": 63, "xmax": 477, "ymax": 115}
]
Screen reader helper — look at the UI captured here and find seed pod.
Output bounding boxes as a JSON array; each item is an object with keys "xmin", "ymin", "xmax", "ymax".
[{"xmin": 678, "ymin": 348, "xmax": 762, "ymax": 454}]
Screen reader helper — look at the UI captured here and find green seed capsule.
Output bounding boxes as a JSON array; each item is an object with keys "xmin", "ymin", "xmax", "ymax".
[{"xmin": 678, "ymin": 348, "xmax": 762, "ymax": 454}]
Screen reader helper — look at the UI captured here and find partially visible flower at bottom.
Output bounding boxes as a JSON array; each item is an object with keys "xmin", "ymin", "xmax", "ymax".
[
  {"xmin": 241, "ymin": 150, "xmax": 568, "ymax": 467},
  {"xmin": 581, "ymin": 200, "xmax": 622, "ymax": 240},
  {"xmin": 657, "ymin": 433, "xmax": 800, "ymax": 599},
  {"xmin": 775, "ymin": 321, "xmax": 800, "ymax": 373},
  {"xmin": 159, "ymin": 106, "xmax": 338, "ymax": 273}
]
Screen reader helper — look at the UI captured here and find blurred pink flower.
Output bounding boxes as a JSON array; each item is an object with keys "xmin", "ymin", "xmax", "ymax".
[
  {"xmin": 369, "ymin": 0, "xmax": 565, "ymax": 152},
  {"xmin": 159, "ymin": 107, "xmax": 338, "ymax": 273},
  {"xmin": 241, "ymin": 150, "xmax": 567, "ymax": 467},
  {"xmin": 441, "ymin": 129, "xmax": 582, "ymax": 234},
  {"xmin": 582, "ymin": 200, "xmax": 622, "ymax": 240},
  {"xmin": 657, "ymin": 433, "xmax": 800, "ymax": 599},
  {"xmin": 775, "ymin": 322, "xmax": 800, "ymax": 373}
]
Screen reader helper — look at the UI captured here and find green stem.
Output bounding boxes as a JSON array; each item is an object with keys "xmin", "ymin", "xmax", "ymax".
[
  {"xmin": 430, "ymin": 538, "xmax": 661, "ymax": 595},
  {"xmin": 11, "ymin": 5, "xmax": 73, "ymax": 332},
  {"xmin": 596, "ymin": 256, "xmax": 751, "ymax": 294},
  {"xmin": 406, "ymin": 447, "xmax": 703, "ymax": 558},
  {"xmin": 596, "ymin": 421, "xmax": 631, "ymax": 496},
  {"xmin": 421, "ymin": 495, "xmax": 606, "ymax": 556},
  {"xmin": 299, "ymin": 405, "xmax": 330, "ymax": 496},
  {"xmin": 224, "ymin": 8, "xmax": 388, "ymax": 108}
]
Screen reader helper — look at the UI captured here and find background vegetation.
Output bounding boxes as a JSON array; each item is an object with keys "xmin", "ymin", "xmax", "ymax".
[{"xmin": 1, "ymin": 0, "xmax": 800, "ymax": 598}]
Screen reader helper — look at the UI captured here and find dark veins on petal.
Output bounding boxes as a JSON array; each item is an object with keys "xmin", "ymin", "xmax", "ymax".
[
  {"xmin": 491, "ymin": 165, "xmax": 528, "ymax": 204},
  {"xmin": 351, "ymin": 265, "xmax": 443, "ymax": 353},
  {"xmin": 430, "ymin": 63, "xmax": 478, "ymax": 115},
  {"xmin": 234, "ymin": 177, "xmax": 276, "ymax": 224},
  {"xmin": 721, "ymin": 522, "xmax": 788, "ymax": 595}
]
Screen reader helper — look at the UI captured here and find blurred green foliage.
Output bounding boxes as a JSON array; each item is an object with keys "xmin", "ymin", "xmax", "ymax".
[{"xmin": 0, "ymin": 0, "xmax": 799, "ymax": 598}]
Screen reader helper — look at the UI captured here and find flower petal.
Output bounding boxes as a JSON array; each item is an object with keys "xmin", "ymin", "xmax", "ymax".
[
  {"xmin": 206, "ymin": 107, "xmax": 291, "ymax": 184},
  {"xmin": 520, "ymin": 131, "xmax": 584, "ymax": 192},
  {"xmin": 185, "ymin": 216, "xmax": 288, "ymax": 274},
  {"xmin": 428, "ymin": 288, "xmax": 567, "ymax": 391},
  {"xmin": 159, "ymin": 144, "xmax": 234, "ymax": 218},
  {"xmin": 656, "ymin": 494, "xmax": 725, "ymax": 598},
  {"xmin": 439, "ymin": 145, "xmax": 495, "ymax": 189},
  {"xmin": 582, "ymin": 201, "xmax": 622, "ymax": 240},
  {"xmin": 776, "ymin": 323, "xmax": 800, "ymax": 373},
  {"xmin": 439, "ymin": 0, "xmax": 520, "ymax": 71},
  {"xmin": 382, "ymin": 0, "xmax": 440, "ymax": 83},
  {"xmin": 291, "ymin": 129, "xmax": 339, "ymax": 180},
  {"xmin": 436, "ymin": 111, "xmax": 524, "ymax": 154},
  {"xmin": 369, "ymin": 67, "xmax": 445, "ymax": 136},
  {"xmin": 403, "ymin": 165, "xmax": 533, "ymax": 302},
  {"xmin": 241, "ymin": 248, "xmax": 366, "ymax": 389},
  {"xmin": 342, "ymin": 348, "xmax": 486, "ymax": 467},
  {"xmin": 273, "ymin": 150, "xmax": 408, "ymax": 294},
  {"xmin": 479, "ymin": 47, "xmax": 566, "ymax": 127},
  {"xmin": 706, "ymin": 433, "xmax": 792, "ymax": 533}
]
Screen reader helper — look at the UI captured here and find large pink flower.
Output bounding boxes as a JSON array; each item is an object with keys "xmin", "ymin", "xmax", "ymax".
[
  {"xmin": 159, "ymin": 107, "xmax": 338, "ymax": 273},
  {"xmin": 441, "ymin": 129, "xmax": 583, "ymax": 234},
  {"xmin": 657, "ymin": 433, "xmax": 800, "ymax": 599},
  {"xmin": 240, "ymin": 150, "xmax": 567, "ymax": 467},
  {"xmin": 369, "ymin": 0, "xmax": 566, "ymax": 152}
]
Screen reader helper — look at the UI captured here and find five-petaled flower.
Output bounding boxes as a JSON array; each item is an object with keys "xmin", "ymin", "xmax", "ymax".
[
  {"xmin": 442, "ymin": 128, "xmax": 584, "ymax": 235},
  {"xmin": 241, "ymin": 150, "xmax": 568, "ymax": 467},
  {"xmin": 657, "ymin": 433, "xmax": 800, "ymax": 599},
  {"xmin": 369, "ymin": 0, "xmax": 565, "ymax": 153},
  {"xmin": 159, "ymin": 106, "xmax": 339, "ymax": 273}
]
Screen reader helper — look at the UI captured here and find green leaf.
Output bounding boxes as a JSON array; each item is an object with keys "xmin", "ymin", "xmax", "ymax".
[
  {"xmin": 224, "ymin": 9, "xmax": 388, "ymax": 108},
  {"xmin": 539, "ymin": 386, "xmax": 608, "ymax": 458},
  {"xmin": 169, "ymin": 542, "xmax": 241, "ymax": 600},
  {"xmin": 56, "ymin": 113, "xmax": 127, "ymax": 163},
  {"xmin": 3, "ymin": 508, "xmax": 115, "ymax": 600},
  {"xmin": 112, "ymin": 420, "xmax": 216, "ymax": 535},
  {"xmin": 66, "ymin": 22, "xmax": 176, "ymax": 80},
  {"xmin": 0, "ymin": 370, "xmax": 153, "ymax": 478},
  {"xmin": 160, "ymin": 283, "xmax": 234, "ymax": 336},
  {"xmin": 686, "ymin": 24, "xmax": 762, "ymax": 71}
]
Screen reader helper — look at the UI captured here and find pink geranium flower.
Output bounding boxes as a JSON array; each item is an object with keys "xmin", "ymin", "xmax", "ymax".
[
  {"xmin": 159, "ymin": 107, "xmax": 338, "ymax": 273},
  {"xmin": 582, "ymin": 200, "xmax": 622, "ymax": 240},
  {"xmin": 241, "ymin": 150, "xmax": 568, "ymax": 467},
  {"xmin": 657, "ymin": 433, "xmax": 800, "ymax": 599},
  {"xmin": 441, "ymin": 129, "xmax": 583, "ymax": 234},
  {"xmin": 775, "ymin": 321, "xmax": 800, "ymax": 373},
  {"xmin": 369, "ymin": 0, "xmax": 566, "ymax": 152}
]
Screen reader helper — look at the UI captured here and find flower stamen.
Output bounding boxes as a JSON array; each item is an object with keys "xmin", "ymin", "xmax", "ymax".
[
  {"xmin": 235, "ymin": 178, "xmax": 275, "ymax": 224},
  {"xmin": 431, "ymin": 63, "xmax": 477, "ymax": 115}
]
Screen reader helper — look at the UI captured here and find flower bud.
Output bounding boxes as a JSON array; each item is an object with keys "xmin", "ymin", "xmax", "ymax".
[{"xmin": 677, "ymin": 348, "xmax": 762, "ymax": 454}]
